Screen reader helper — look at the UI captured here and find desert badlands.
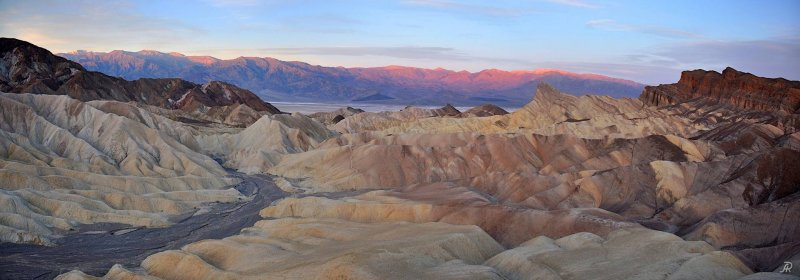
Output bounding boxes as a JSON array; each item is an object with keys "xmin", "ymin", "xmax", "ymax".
[{"xmin": 0, "ymin": 37, "xmax": 798, "ymax": 280}]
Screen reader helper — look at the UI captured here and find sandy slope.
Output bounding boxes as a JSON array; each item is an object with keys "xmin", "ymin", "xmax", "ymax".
[{"xmin": 3, "ymin": 80, "xmax": 796, "ymax": 279}]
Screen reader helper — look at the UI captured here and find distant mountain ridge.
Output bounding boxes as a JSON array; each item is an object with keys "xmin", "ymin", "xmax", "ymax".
[
  {"xmin": 61, "ymin": 49, "xmax": 646, "ymax": 106},
  {"xmin": 0, "ymin": 38, "xmax": 280, "ymax": 116}
]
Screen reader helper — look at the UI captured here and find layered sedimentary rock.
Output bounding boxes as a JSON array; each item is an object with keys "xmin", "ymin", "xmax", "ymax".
[
  {"xmin": 332, "ymin": 104, "xmax": 464, "ymax": 133},
  {"xmin": 640, "ymin": 67, "xmax": 800, "ymax": 113},
  {"xmin": 260, "ymin": 185, "xmax": 636, "ymax": 247},
  {"xmin": 262, "ymin": 77, "xmax": 800, "ymax": 276},
  {"xmin": 57, "ymin": 218, "xmax": 757, "ymax": 280},
  {"xmin": 267, "ymin": 127, "xmax": 799, "ymax": 250},
  {"xmin": 308, "ymin": 106, "xmax": 365, "ymax": 125},
  {"xmin": 331, "ymin": 84, "xmax": 702, "ymax": 138},
  {"xmin": 486, "ymin": 228, "xmax": 753, "ymax": 280},
  {"xmin": 56, "ymin": 221, "xmax": 754, "ymax": 280},
  {"xmin": 57, "ymin": 218, "xmax": 507, "ymax": 280},
  {"xmin": 0, "ymin": 92, "xmax": 243, "ymax": 244},
  {"xmin": 196, "ymin": 113, "xmax": 337, "ymax": 174}
]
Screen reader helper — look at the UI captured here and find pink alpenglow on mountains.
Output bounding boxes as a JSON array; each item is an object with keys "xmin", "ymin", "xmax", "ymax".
[{"xmin": 61, "ymin": 50, "xmax": 645, "ymax": 106}]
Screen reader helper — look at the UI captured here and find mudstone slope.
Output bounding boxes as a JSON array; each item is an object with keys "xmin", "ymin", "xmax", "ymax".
[
  {"xmin": 56, "ymin": 70, "xmax": 800, "ymax": 279},
  {"xmin": 1, "ymin": 39, "xmax": 798, "ymax": 279}
]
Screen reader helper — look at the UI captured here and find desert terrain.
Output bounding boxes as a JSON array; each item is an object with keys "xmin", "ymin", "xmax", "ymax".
[{"xmin": 0, "ymin": 37, "xmax": 798, "ymax": 280}]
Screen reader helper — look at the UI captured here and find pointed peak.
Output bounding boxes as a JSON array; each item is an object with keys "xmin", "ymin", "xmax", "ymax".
[
  {"xmin": 440, "ymin": 103, "xmax": 460, "ymax": 112},
  {"xmin": 536, "ymin": 82, "xmax": 559, "ymax": 94},
  {"xmin": 531, "ymin": 82, "xmax": 575, "ymax": 104},
  {"xmin": 722, "ymin": 66, "xmax": 738, "ymax": 73}
]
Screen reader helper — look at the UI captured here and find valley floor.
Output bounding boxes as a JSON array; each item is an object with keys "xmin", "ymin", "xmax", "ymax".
[{"xmin": 0, "ymin": 173, "xmax": 286, "ymax": 280}]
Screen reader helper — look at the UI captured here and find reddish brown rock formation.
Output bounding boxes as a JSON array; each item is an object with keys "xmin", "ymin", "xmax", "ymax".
[{"xmin": 640, "ymin": 67, "xmax": 800, "ymax": 113}]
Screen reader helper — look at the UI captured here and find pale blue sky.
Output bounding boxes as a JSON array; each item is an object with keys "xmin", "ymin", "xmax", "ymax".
[{"xmin": 1, "ymin": 0, "xmax": 798, "ymax": 84}]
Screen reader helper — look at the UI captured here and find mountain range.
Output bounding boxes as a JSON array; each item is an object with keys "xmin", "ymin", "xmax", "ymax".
[
  {"xmin": 60, "ymin": 50, "xmax": 645, "ymax": 106},
  {"xmin": 0, "ymin": 38, "xmax": 281, "ymax": 126}
]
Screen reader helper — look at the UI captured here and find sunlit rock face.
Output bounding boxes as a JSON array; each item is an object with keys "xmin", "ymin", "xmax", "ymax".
[{"xmin": 641, "ymin": 67, "xmax": 800, "ymax": 113}]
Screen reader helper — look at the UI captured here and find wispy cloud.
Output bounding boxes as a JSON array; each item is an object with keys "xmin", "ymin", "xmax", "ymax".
[
  {"xmin": 652, "ymin": 38, "xmax": 800, "ymax": 80},
  {"xmin": 402, "ymin": 0, "xmax": 532, "ymax": 16},
  {"xmin": 188, "ymin": 46, "xmax": 531, "ymax": 67},
  {"xmin": 547, "ymin": 0, "xmax": 600, "ymax": 9},
  {"xmin": 273, "ymin": 14, "xmax": 363, "ymax": 34},
  {"xmin": 587, "ymin": 19, "xmax": 701, "ymax": 39},
  {"xmin": 604, "ymin": 37, "xmax": 800, "ymax": 84},
  {"xmin": 262, "ymin": 46, "xmax": 469, "ymax": 60},
  {"xmin": 533, "ymin": 61, "xmax": 679, "ymax": 85},
  {"xmin": 0, "ymin": 0, "xmax": 205, "ymax": 52}
]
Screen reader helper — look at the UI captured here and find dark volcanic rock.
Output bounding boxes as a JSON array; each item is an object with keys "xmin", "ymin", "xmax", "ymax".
[
  {"xmin": 640, "ymin": 67, "xmax": 800, "ymax": 112},
  {"xmin": 174, "ymin": 81, "xmax": 279, "ymax": 112},
  {"xmin": 309, "ymin": 106, "xmax": 366, "ymax": 125},
  {"xmin": 434, "ymin": 103, "xmax": 462, "ymax": 117},
  {"xmin": 0, "ymin": 38, "xmax": 280, "ymax": 114},
  {"xmin": 462, "ymin": 104, "xmax": 509, "ymax": 117}
]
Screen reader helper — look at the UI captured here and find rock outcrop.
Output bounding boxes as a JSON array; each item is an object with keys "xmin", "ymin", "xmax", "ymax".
[
  {"xmin": 0, "ymin": 92, "xmax": 243, "ymax": 244},
  {"xmin": 0, "ymin": 38, "xmax": 280, "ymax": 125},
  {"xmin": 308, "ymin": 106, "xmax": 365, "ymax": 125},
  {"xmin": 486, "ymin": 228, "xmax": 753, "ymax": 280},
  {"xmin": 328, "ymin": 83, "xmax": 701, "ymax": 138},
  {"xmin": 57, "ymin": 218, "xmax": 507, "ymax": 280},
  {"xmin": 640, "ymin": 67, "xmax": 800, "ymax": 113},
  {"xmin": 461, "ymin": 104, "xmax": 509, "ymax": 117},
  {"xmin": 196, "ymin": 113, "xmax": 338, "ymax": 174},
  {"xmin": 332, "ymin": 104, "xmax": 465, "ymax": 133},
  {"xmin": 260, "ymin": 185, "xmax": 636, "ymax": 247}
]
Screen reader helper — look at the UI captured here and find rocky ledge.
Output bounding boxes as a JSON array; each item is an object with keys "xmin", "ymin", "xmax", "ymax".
[{"xmin": 640, "ymin": 67, "xmax": 800, "ymax": 113}]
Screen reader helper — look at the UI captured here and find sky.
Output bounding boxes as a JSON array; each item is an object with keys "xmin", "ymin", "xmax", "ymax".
[{"xmin": 0, "ymin": 0, "xmax": 798, "ymax": 85}]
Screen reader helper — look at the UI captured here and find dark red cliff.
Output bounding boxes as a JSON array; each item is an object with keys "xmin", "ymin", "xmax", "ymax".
[{"xmin": 640, "ymin": 67, "xmax": 800, "ymax": 113}]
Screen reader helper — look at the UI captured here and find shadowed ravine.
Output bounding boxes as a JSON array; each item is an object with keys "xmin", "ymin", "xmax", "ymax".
[{"xmin": 0, "ymin": 173, "xmax": 286, "ymax": 280}]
